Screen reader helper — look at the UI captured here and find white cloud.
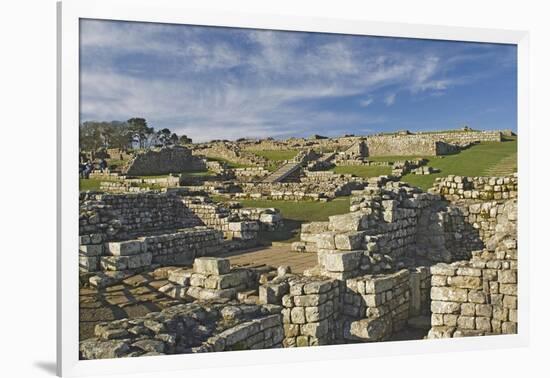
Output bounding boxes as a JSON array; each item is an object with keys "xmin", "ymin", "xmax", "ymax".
[
  {"xmin": 79, "ymin": 19, "xmax": 508, "ymax": 141},
  {"xmin": 384, "ymin": 93, "xmax": 396, "ymax": 106},
  {"xmin": 360, "ymin": 98, "xmax": 374, "ymax": 107}
]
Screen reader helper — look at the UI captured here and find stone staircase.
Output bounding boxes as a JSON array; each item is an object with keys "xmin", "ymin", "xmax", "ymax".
[{"xmin": 261, "ymin": 162, "xmax": 302, "ymax": 183}]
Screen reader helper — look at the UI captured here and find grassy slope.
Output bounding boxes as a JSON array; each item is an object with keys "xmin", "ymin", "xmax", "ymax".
[
  {"xmin": 401, "ymin": 139, "xmax": 517, "ymax": 190},
  {"xmin": 232, "ymin": 197, "xmax": 351, "ymax": 243},
  {"xmin": 79, "ymin": 179, "xmax": 102, "ymax": 191},
  {"xmin": 332, "ymin": 165, "xmax": 392, "ymax": 178},
  {"xmin": 249, "ymin": 149, "xmax": 298, "ymax": 161}
]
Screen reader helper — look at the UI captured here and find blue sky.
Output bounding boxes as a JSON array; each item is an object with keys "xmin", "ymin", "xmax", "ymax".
[{"xmin": 80, "ymin": 19, "xmax": 517, "ymax": 142}]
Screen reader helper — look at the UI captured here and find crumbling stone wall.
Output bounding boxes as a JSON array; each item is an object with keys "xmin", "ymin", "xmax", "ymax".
[
  {"xmin": 79, "ymin": 192, "xmax": 203, "ymax": 241},
  {"xmin": 79, "ymin": 227, "xmax": 224, "ymax": 273},
  {"xmin": 343, "ymin": 270, "xmax": 412, "ymax": 342},
  {"xmin": 432, "ymin": 174, "xmax": 518, "ymax": 201},
  {"xmin": 428, "ymin": 198, "xmax": 517, "ymax": 338},
  {"xmin": 192, "ymin": 142, "xmax": 267, "ymax": 167},
  {"xmin": 233, "ymin": 167, "xmax": 270, "ymax": 181},
  {"xmin": 234, "ymin": 178, "xmax": 368, "ymax": 202},
  {"xmin": 80, "ymin": 301, "xmax": 283, "ymax": 359},
  {"xmin": 123, "ymin": 146, "xmax": 206, "ymax": 176}
]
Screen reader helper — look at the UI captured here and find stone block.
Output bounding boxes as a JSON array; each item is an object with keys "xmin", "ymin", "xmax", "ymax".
[
  {"xmin": 290, "ymin": 307, "xmax": 306, "ymax": 324},
  {"xmin": 79, "ymin": 255, "xmax": 99, "ymax": 272},
  {"xmin": 300, "ymin": 319, "xmax": 330, "ymax": 337},
  {"xmin": 431, "ymin": 301, "xmax": 461, "ymax": 314},
  {"xmin": 106, "ymin": 240, "xmax": 145, "ymax": 256},
  {"xmin": 475, "ymin": 304, "xmax": 493, "ymax": 317},
  {"xmin": 475, "ymin": 317, "xmax": 492, "ymax": 332},
  {"xmin": 303, "ymin": 280, "xmax": 333, "ymax": 295},
  {"xmin": 498, "ymin": 270, "xmax": 517, "ymax": 284},
  {"xmin": 319, "ymin": 250, "xmax": 362, "ymax": 272},
  {"xmin": 316, "ymin": 232, "xmax": 336, "ymax": 249},
  {"xmin": 502, "ymin": 321, "xmax": 517, "ymax": 334},
  {"xmin": 457, "ymin": 316, "xmax": 475, "ymax": 329},
  {"xmin": 293, "ymin": 294, "xmax": 327, "ymax": 307},
  {"xmin": 79, "ymin": 244, "xmax": 103, "ymax": 256},
  {"xmin": 328, "ymin": 212, "xmax": 368, "ymax": 232},
  {"xmin": 193, "ymin": 257, "xmax": 230, "ymax": 275},
  {"xmin": 259, "ymin": 282, "xmax": 289, "ymax": 304},
  {"xmin": 431, "ymin": 287, "xmax": 468, "ymax": 302},
  {"xmin": 364, "ymin": 276, "xmax": 396, "ymax": 294},
  {"xmin": 334, "ymin": 232, "xmax": 365, "ymax": 250},
  {"xmin": 456, "ymin": 267, "xmax": 482, "ymax": 277},
  {"xmin": 301, "ymin": 221, "xmax": 329, "ymax": 234},
  {"xmin": 168, "ymin": 270, "xmax": 191, "ymax": 286},
  {"xmin": 427, "ymin": 326, "xmax": 455, "ymax": 339},
  {"xmin": 349, "ymin": 318, "xmax": 390, "ymax": 342},
  {"xmin": 430, "ymin": 264, "xmax": 456, "ymax": 276},
  {"xmin": 447, "ymin": 276, "xmax": 482, "ymax": 289}
]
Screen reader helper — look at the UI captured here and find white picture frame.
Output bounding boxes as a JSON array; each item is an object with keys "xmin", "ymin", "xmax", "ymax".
[{"xmin": 57, "ymin": 0, "xmax": 530, "ymax": 376}]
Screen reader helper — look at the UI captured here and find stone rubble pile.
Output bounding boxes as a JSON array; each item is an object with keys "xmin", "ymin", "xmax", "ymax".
[
  {"xmin": 159, "ymin": 257, "xmax": 255, "ymax": 301},
  {"xmin": 80, "ymin": 301, "xmax": 283, "ymax": 359}
]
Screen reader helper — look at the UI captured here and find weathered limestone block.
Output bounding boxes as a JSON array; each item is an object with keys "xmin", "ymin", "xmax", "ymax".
[
  {"xmin": 319, "ymin": 250, "xmax": 363, "ymax": 272},
  {"xmin": 193, "ymin": 257, "xmax": 230, "ymax": 275},
  {"xmin": 334, "ymin": 231, "xmax": 365, "ymax": 250},
  {"xmin": 259, "ymin": 282, "xmax": 290, "ymax": 304},
  {"xmin": 100, "ymin": 253, "xmax": 152, "ymax": 271},
  {"xmin": 349, "ymin": 318, "xmax": 390, "ymax": 342},
  {"xmin": 79, "ymin": 244, "xmax": 103, "ymax": 256},
  {"xmin": 79, "ymin": 256, "xmax": 99, "ymax": 272},
  {"xmin": 316, "ymin": 232, "xmax": 337, "ymax": 249},
  {"xmin": 106, "ymin": 240, "xmax": 146, "ymax": 256},
  {"xmin": 431, "ymin": 301, "xmax": 461, "ymax": 314},
  {"xmin": 301, "ymin": 221, "xmax": 329, "ymax": 234},
  {"xmin": 80, "ymin": 340, "xmax": 131, "ymax": 359},
  {"xmin": 168, "ymin": 270, "xmax": 192, "ymax": 286},
  {"xmin": 431, "ymin": 287, "xmax": 468, "ymax": 302},
  {"xmin": 328, "ymin": 212, "xmax": 369, "ymax": 232}
]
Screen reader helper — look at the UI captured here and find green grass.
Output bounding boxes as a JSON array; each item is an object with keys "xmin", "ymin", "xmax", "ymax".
[
  {"xmin": 367, "ymin": 155, "xmax": 430, "ymax": 163},
  {"xmin": 249, "ymin": 149, "xmax": 298, "ymax": 161},
  {"xmin": 332, "ymin": 165, "xmax": 392, "ymax": 178},
  {"xmin": 79, "ymin": 179, "xmax": 102, "ymax": 191},
  {"xmin": 401, "ymin": 140, "xmax": 517, "ymax": 190},
  {"xmin": 231, "ymin": 197, "xmax": 351, "ymax": 242}
]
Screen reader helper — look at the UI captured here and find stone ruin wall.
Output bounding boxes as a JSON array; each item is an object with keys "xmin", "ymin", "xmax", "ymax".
[
  {"xmin": 427, "ymin": 198, "xmax": 517, "ymax": 338},
  {"xmin": 192, "ymin": 143, "xmax": 267, "ymax": 167},
  {"xmin": 366, "ymin": 130, "xmax": 502, "ymax": 157},
  {"xmin": 239, "ymin": 136, "xmax": 362, "ymax": 153},
  {"xmin": 123, "ymin": 146, "xmax": 206, "ymax": 176},
  {"xmin": 79, "ymin": 192, "xmax": 202, "ymax": 240},
  {"xmin": 79, "ymin": 172, "xmax": 517, "ymax": 358},
  {"xmin": 233, "ymin": 167, "xmax": 270, "ymax": 181},
  {"xmin": 366, "ymin": 135, "xmax": 454, "ymax": 156}
]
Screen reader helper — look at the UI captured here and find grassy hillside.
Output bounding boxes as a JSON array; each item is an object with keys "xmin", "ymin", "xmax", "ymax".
[
  {"xmin": 401, "ymin": 139, "xmax": 517, "ymax": 190},
  {"xmin": 229, "ymin": 196, "xmax": 351, "ymax": 243},
  {"xmin": 250, "ymin": 149, "xmax": 298, "ymax": 161}
]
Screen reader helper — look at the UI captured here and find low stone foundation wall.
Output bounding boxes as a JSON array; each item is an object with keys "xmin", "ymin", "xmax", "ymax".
[
  {"xmin": 431, "ymin": 174, "xmax": 518, "ymax": 201},
  {"xmin": 233, "ymin": 167, "xmax": 270, "ymax": 181},
  {"xmin": 79, "ymin": 192, "xmax": 202, "ymax": 241},
  {"xmin": 79, "ymin": 227, "xmax": 224, "ymax": 274}
]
